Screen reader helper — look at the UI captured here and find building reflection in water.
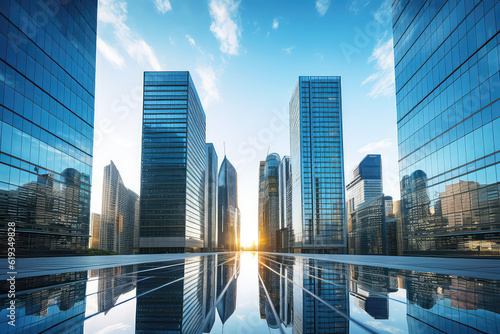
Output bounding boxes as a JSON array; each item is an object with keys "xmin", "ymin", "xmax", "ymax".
[
  {"xmin": 2, "ymin": 254, "xmax": 500, "ymax": 333},
  {"xmin": 0, "ymin": 272, "xmax": 87, "ymax": 333},
  {"xmin": 258, "ymin": 254, "xmax": 350, "ymax": 333},
  {"xmin": 404, "ymin": 271, "xmax": 500, "ymax": 333},
  {"xmin": 350, "ymin": 265, "xmax": 398, "ymax": 320}
]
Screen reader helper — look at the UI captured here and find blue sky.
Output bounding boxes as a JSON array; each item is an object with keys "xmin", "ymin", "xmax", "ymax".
[{"xmin": 92, "ymin": 0, "xmax": 398, "ymax": 246}]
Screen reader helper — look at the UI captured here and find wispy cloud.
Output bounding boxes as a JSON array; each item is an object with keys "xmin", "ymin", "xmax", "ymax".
[
  {"xmin": 346, "ymin": 0, "xmax": 370, "ymax": 14},
  {"xmin": 362, "ymin": 37, "xmax": 395, "ymax": 98},
  {"xmin": 186, "ymin": 35, "xmax": 221, "ymax": 107},
  {"xmin": 316, "ymin": 0, "xmax": 332, "ymax": 16},
  {"xmin": 209, "ymin": 0, "xmax": 242, "ymax": 55},
  {"xmin": 272, "ymin": 17, "xmax": 279, "ymax": 30},
  {"xmin": 282, "ymin": 45, "xmax": 295, "ymax": 54},
  {"xmin": 196, "ymin": 65, "xmax": 221, "ymax": 106},
  {"xmin": 358, "ymin": 138, "xmax": 393, "ymax": 153},
  {"xmin": 95, "ymin": 323, "xmax": 132, "ymax": 334},
  {"xmin": 186, "ymin": 34, "xmax": 196, "ymax": 47},
  {"xmin": 99, "ymin": 0, "xmax": 162, "ymax": 70},
  {"xmin": 97, "ymin": 36, "xmax": 126, "ymax": 69},
  {"xmin": 152, "ymin": 0, "xmax": 172, "ymax": 14},
  {"xmin": 365, "ymin": 321, "xmax": 405, "ymax": 334}
]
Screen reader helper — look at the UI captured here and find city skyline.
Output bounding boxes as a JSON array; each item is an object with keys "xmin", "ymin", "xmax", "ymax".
[{"xmin": 91, "ymin": 0, "xmax": 399, "ymax": 248}]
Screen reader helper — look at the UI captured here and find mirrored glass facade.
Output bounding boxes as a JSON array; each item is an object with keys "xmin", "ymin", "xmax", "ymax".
[
  {"xmin": 394, "ymin": 0, "xmax": 500, "ymax": 256},
  {"xmin": 100, "ymin": 161, "xmax": 139, "ymax": 255},
  {"xmin": 290, "ymin": 76, "xmax": 346, "ymax": 253},
  {"xmin": 217, "ymin": 156, "xmax": 239, "ymax": 251},
  {"xmin": 140, "ymin": 71, "xmax": 206, "ymax": 253},
  {"xmin": 258, "ymin": 153, "xmax": 281, "ymax": 252},
  {"xmin": 0, "ymin": 0, "xmax": 97, "ymax": 255},
  {"xmin": 279, "ymin": 155, "xmax": 292, "ymax": 252},
  {"xmin": 205, "ymin": 143, "xmax": 218, "ymax": 252}
]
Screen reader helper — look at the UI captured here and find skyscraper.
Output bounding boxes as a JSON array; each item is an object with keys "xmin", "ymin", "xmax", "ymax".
[
  {"xmin": 393, "ymin": 0, "xmax": 500, "ymax": 256},
  {"xmin": 258, "ymin": 161, "xmax": 266, "ymax": 250},
  {"xmin": 258, "ymin": 153, "xmax": 281, "ymax": 252},
  {"xmin": 289, "ymin": 76, "xmax": 346, "ymax": 253},
  {"xmin": 346, "ymin": 154, "xmax": 383, "ymax": 212},
  {"xmin": 0, "ymin": 0, "xmax": 97, "ymax": 255},
  {"xmin": 100, "ymin": 161, "xmax": 139, "ymax": 255},
  {"xmin": 205, "ymin": 143, "xmax": 218, "ymax": 252},
  {"xmin": 217, "ymin": 156, "xmax": 239, "ymax": 251},
  {"xmin": 139, "ymin": 71, "xmax": 206, "ymax": 253},
  {"xmin": 90, "ymin": 213, "xmax": 101, "ymax": 249},
  {"xmin": 278, "ymin": 156, "xmax": 292, "ymax": 252}
]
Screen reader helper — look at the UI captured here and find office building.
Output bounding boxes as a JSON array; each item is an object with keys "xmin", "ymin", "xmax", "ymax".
[
  {"xmin": 348, "ymin": 195, "xmax": 397, "ymax": 255},
  {"xmin": 100, "ymin": 161, "xmax": 139, "ymax": 255},
  {"xmin": 0, "ymin": 0, "xmax": 97, "ymax": 255},
  {"xmin": 289, "ymin": 76, "xmax": 346, "ymax": 253},
  {"xmin": 278, "ymin": 156, "xmax": 292, "ymax": 252},
  {"xmin": 346, "ymin": 154, "xmax": 383, "ymax": 212},
  {"xmin": 217, "ymin": 156, "xmax": 239, "ymax": 251},
  {"xmin": 90, "ymin": 213, "xmax": 101, "ymax": 249},
  {"xmin": 205, "ymin": 143, "xmax": 218, "ymax": 252},
  {"xmin": 139, "ymin": 71, "xmax": 206, "ymax": 253},
  {"xmin": 258, "ymin": 161, "xmax": 266, "ymax": 250},
  {"xmin": 393, "ymin": 0, "xmax": 500, "ymax": 256},
  {"xmin": 258, "ymin": 153, "xmax": 281, "ymax": 252}
]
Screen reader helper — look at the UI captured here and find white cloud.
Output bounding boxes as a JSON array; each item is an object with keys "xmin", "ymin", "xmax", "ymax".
[
  {"xmin": 362, "ymin": 37, "xmax": 395, "ymax": 98},
  {"xmin": 282, "ymin": 45, "xmax": 295, "ymax": 54},
  {"xmin": 98, "ymin": 0, "xmax": 162, "ymax": 70},
  {"xmin": 186, "ymin": 35, "xmax": 221, "ymax": 107},
  {"xmin": 196, "ymin": 65, "xmax": 221, "ymax": 106},
  {"xmin": 358, "ymin": 138, "xmax": 393, "ymax": 153},
  {"xmin": 365, "ymin": 321, "xmax": 405, "ymax": 334},
  {"xmin": 186, "ymin": 34, "xmax": 196, "ymax": 47},
  {"xmin": 95, "ymin": 323, "xmax": 132, "ymax": 334},
  {"xmin": 272, "ymin": 17, "xmax": 279, "ymax": 30},
  {"xmin": 347, "ymin": 0, "xmax": 370, "ymax": 14},
  {"xmin": 96, "ymin": 36, "xmax": 126, "ymax": 69},
  {"xmin": 169, "ymin": 36, "xmax": 175, "ymax": 45},
  {"xmin": 152, "ymin": 0, "xmax": 172, "ymax": 14},
  {"xmin": 316, "ymin": 0, "xmax": 332, "ymax": 16},
  {"xmin": 209, "ymin": 0, "xmax": 242, "ymax": 55}
]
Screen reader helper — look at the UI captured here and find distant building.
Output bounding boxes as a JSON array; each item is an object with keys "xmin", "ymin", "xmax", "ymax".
[
  {"xmin": 393, "ymin": 200, "xmax": 403, "ymax": 256},
  {"xmin": 278, "ymin": 156, "xmax": 292, "ymax": 252},
  {"xmin": 218, "ymin": 156, "xmax": 240, "ymax": 251},
  {"xmin": 100, "ymin": 161, "xmax": 139, "ymax": 255},
  {"xmin": 139, "ymin": 71, "xmax": 206, "ymax": 253},
  {"xmin": 346, "ymin": 154, "xmax": 383, "ymax": 212},
  {"xmin": 349, "ymin": 195, "xmax": 397, "ymax": 256},
  {"xmin": 393, "ymin": 0, "xmax": 500, "ymax": 256},
  {"xmin": 0, "ymin": 0, "xmax": 97, "ymax": 256},
  {"xmin": 90, "ymin": 213, "xmax": 101, "ymax": 249},
  {"xmin": 205, "ymin": 143, "xmax": 218, "ymax": 252},
  {"xmin": 347, "ymin": 155, "xmax": 396, "ymax": 255},
  {"xmin": 259, "ymin": 153, "xmax": 281, "ymax": 252},
  {"xmin": 289, "ymin": 76, "xmax": 346, "ymax": 253},
  {"xmin": 258, "ymin": 161, "xmax": 266, "ymax": 250}
]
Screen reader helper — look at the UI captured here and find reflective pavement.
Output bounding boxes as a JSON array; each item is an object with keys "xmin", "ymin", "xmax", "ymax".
[{"xmin": 1, "ymin": 252, "xmax": 500, "ymax": 333}]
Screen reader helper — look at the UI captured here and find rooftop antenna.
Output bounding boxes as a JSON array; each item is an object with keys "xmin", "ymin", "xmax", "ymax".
[
  {"xmin": 266, "ymin": 146, "xmax": 270, "ymax": 157},
  {"xmin": 223, "ymin": 142, "xmax": 226, "ymax": 157}
]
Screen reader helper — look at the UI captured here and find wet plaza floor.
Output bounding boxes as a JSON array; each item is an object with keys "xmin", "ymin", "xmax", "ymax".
[{"xmin": 1, "ymin": 252, "xmax": 500, "ymax": 333}]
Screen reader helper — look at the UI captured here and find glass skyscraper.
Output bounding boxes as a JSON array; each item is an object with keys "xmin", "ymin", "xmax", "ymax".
[
  {"xmin": 217, "ymin": 156, "xmax": 239, "ymax": 251},
  {"xmin": 289, "ymin": 76, "xmax": 346, "ymax": 253},
  {"xmin": 346, "ymin": 154, "xmax": 383, "ymax": 212},
  {"xmin": 100, "ymin": 161, "xmax": 139, "ymax": 255},
  {"xmin": 205, "ymin": 143, "xmax": 218, "ymax": 252},
  {"xmin": 279, "ymin": 155, "xmax": 292, "ymax": 251},
  {"xmin": 258, "ymin": 153, "xmax": 281, "ymax": 252},
  {"xmin": 139, "ymin": 71, "xmax": 206, "ymax": 253},
  {"xmin": 0, "ymin": 0, "xmax": 97, "ymax": 255},
  {"xmin": 394, "ymin": 0, "xmax": 500, "ymax": 256}
]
